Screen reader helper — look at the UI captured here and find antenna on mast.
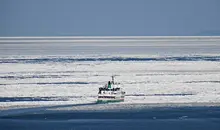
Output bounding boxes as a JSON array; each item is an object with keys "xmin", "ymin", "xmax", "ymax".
[
  {"xmin": 111, "ymin": 75, "xmax": 117, "ymax": 84},
  {"xmin": 111, "ymin": 75, "xmax": 114, "ymax": 84}
]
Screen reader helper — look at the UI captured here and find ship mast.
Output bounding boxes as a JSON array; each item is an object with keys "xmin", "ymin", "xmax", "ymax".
[{"xmin": 112, "ymin": 75, "xmax": 114, "ymax": 84}]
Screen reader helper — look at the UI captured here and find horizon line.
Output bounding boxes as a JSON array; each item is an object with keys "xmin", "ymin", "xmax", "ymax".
[{"xmin": 1, "ymin": 36, "xmax": 220, "ymax": 39}]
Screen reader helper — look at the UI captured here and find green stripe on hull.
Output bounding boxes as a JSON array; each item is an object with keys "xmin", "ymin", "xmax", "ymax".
[{"xmin": 96, "ymin": 99, "xmax": 124, "ymax": 104}]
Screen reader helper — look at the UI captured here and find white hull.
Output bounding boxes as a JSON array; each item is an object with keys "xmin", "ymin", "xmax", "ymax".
[{"xmin": 97, "ymin": 92, "xmax": 125, "ymax": 103}]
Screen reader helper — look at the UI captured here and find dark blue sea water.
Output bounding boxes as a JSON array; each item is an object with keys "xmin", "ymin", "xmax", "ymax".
[{"xmin": 0, "ymin": 104, "xmax": 220, "ymax": 130}]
